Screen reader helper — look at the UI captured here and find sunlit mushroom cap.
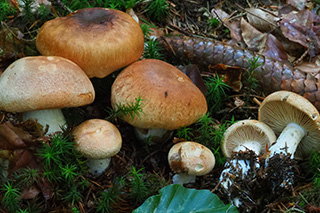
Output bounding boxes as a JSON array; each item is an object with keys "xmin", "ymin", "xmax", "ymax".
[
  {"xmin": 36, "ymin": 7, "xmax": 144, "ymax": 78},
  {"xmin": 222, "ymin": 119, "xmax": 276, "ymax": 158},
  {"xmin": 258, "ymin": 91, "xmax": 320, "ymax": 159},
  {"xmin": 168, "ymin": 142, "xmax": 215, "ymax": 176},
  {"xmin": 111, "ymin": 59, "xmax": 208, "ymax": 130},
  {"xmin": 0, "ymin": 56, "xmax": 95, "ymax": 112},
  {"xmin": 73, "ymin": 119, "xmax": 122, "ymax": 159}
]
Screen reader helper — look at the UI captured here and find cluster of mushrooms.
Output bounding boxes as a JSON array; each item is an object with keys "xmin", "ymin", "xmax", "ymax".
[
  {"xmin": 0, "ymin": 7, "xmax": 211, "ymax": 178},
  {"xmin": 219, "ymin": 90, "xmax": 320, "ymax": 208},
  {"xmin": 1, "ymin": 6, "xmax": 320, "ymax": 210}
]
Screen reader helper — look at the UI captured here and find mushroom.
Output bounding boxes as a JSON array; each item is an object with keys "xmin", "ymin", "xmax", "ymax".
[
  {"xmin": 111, "ymin": 59, "xmax": 208, "ymax": 142},
  {"xmin": 0, "ymin": 56, "xmax": 95, "ymax": 134},
  {"xmin": 73, "ymin": 119, "xmax": 122, "ymax": 176},
  {"xmin": 219, "ymin": 119, "xmax": 276, "ymax": 206},
  {"xmin": 36, "ymin": 7, "xmax": 144, "ymax": 78},
  {"xmin": 168, "ymin": 141, "xmax": 215, "ymax": 184},
  {"xmin": 258, "ymin": 90, "xmax": 320, "ymax": 159}
]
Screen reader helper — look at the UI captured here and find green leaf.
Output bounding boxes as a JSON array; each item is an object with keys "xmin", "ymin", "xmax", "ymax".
[{"xmin": 133, "ymin": 184, "xmax": 238, "ymax": 213}]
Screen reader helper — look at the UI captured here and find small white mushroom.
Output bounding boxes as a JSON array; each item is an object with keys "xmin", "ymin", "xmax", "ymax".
[
  {"xmin": 73, "ymin": 119, "xmax": 122, "ymax": 177},
  {"xmin": 168, "ymin": 141, "xmax": 215, "ymax": 185}
]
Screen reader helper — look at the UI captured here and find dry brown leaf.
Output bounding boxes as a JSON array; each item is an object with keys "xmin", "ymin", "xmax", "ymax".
[
  {"xmin": 20, "ymin": 185, "xmax": 41, "ymax": 200},
  {"xmin": 0, "ymin": 26, "xmax": 38, "ymax": 61},
  {"xmin": 208, "ymin": 64, "xmax": 244, "ymax": 92},
  {"xmin": 295, "ymin": 62, "xmax": 320, "ymax": 73},
  {"xmin": 0, "ymin": 122, "xmax": 31, "ymax": 150},
  {"xmin": 286, "ymin": 0, "xmax": 307, "ymax": 10},
  {"xmin": 280, "ymin": 9, "xmax": 320, "ymax": 58},
  {"xmin": 9, "ymin": 149, "xmax": 37, "ymax": 172},
  {"xmin": 246, "ymin": 8, "xmax": 279, "ymax": 33},
  {"xmin": 263, "ymin": 34, "xmax": 288, "ymax": 62},
  {"xmin": 210, "ymin": 8, "xmax": 242, "ymax": 42},
  {"xmin": 180, "ymin": 64, "xmax": 207, "ymax": 95},
  {"xmin": 241, "ymin": 17, "xmax": 267, "ymax": 53}
]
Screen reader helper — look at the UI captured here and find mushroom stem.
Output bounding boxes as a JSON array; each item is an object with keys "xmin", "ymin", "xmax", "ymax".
[
  {"xmin": 172, "ymin": 173, "xmax": 196, "ymax": 185},
  {"xmin": 233, "ymin": 141, "xmax": 262, "ymax": 154},
  {"xmin": 219, "ymin": 142, "xmax": 261, "ymax": 208},
  {"xmin": 86, "ymin": 158, "xmax": 111, "ymax": 176},
  {"xmin": 134, "ymin": 127, "xmax": 173, "ymax": 143},
  {"xmin": 269, "ymin": 122, "xmax": 305, "ymax": 158},
  {"xmin": 22, "ymin": 109, "xmax": 66, "ymax": 134},
  {"xmin": 220, "ymin": 141, "xmax": 261, "ymax": 192}
]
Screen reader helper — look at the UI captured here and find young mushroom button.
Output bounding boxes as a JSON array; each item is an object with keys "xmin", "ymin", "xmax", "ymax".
[
  {"xmin": 0, "ymin": 56, "xmax": 95, "ymax": 134},
  {"xmin": 168, "ymin": 142, "xmax": 215, "ymax": 185},
  {"xmin": 73, "ymin": 119, "xmax": 122, "ymax": 177},
  {"xmin": 258, "ymin": 91, "xmax": 320, "ymax": 160},
  {"xmin": 36, "ymin": 7, "xmax": 144, "ymax": 78},
  {"xmin": 111, "ymin": 59, "xmax": 208, "ymax": 142}
]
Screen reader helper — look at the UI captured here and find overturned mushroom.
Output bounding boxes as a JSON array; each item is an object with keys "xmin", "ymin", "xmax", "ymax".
[
  {"xmin": 219, "ymin": 119, "xmax": 276, "ymax": 207},
  {"xmin": 259, "ymin": 91, "xmax": 320, "ymax": 159},
  {"xmin": 259, "ymin": 91, "xmax": 320, "ymax": 189}
]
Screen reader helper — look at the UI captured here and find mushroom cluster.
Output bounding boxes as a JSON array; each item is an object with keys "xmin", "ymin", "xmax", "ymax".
[{"xmin": 218, "ymin": 90, "xmax": 320, "ymax": 208}]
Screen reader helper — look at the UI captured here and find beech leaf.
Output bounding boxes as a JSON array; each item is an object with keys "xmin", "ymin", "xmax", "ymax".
[
  {"xmin": 263, "ymin": 34, "xmax": 288, "ymax": 62},
  {"xmin": 241, "ymin": 17, "xmax": 267, "ymax": 53},
  {"xmin": 180, "ymin": 64, "xmax": 207, "ymax": 95},
  {"xmin": 246, "ymin": 8, "xmax": 279, "ymax": 33},
  {"xmin": 280, "ymin": 9, "xmax": 320, "ymax": 57}
]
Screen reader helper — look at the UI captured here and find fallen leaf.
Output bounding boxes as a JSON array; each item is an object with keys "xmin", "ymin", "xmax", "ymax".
[
  {"xmin": 246, "ymin": 8, "xmax": 279, "ymax": 33},
  {"xmin": 280, "ymin": 9, "xmax": 320, "ymax": 58},
  {"xmin": 0, "ymin": 121, "xmax": 31, "ymax": 150},
  {"xmin": 208, "ymin": 64, "xmax": 244, "ymax": 92},
  {"xmin": 20, "ymin": 185, "xmax": 41, "ymax": 200},
  {"xmin": 295, "ymin": 62, "xmax": 320, "ymax": 73},
  {"xmin": 263, "ymin": 34, "xmax": 288, "ymax": 62},
  {"xmin": 9, "ymin": 149, "xmax": 37, "ymax": 172},
  {"xmin": 180, "ymin": 64, "xmax": 207, "ymax": 95},
  {"xmin": 0, "ymin": 26, "xmax": 37, "ymax": 60},
  {"xmin": 241, "ymin": 17, "xmax": 267, "ymax": 53},
  {"xmin": 211, "ymin": 8, "xmax": 242, "ymax": 42},
  {"xmin": 286, "ymin": 0, "xmax": 307, "ymax": 10}
]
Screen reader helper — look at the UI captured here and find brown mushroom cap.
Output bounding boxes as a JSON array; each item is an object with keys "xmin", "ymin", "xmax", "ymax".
[
  {"xmin": 73, "ymin": 119, "xmax": 122, "ymax": 159},
  {"xmin": 258, "ymin": 91, "xmax": 320, "ymax": 159},
  {"xmin": 168, "ymin": 142, "xmax": 215, "ymax": 176},
  {"xmin": 0, "ymin": 56, "xmax": 95, "ymax": 112},
  {"xmin": 222, "ymin": 119, "xmax": 276, "ymax": 158},
  {"xmin": 111, "ymin": 59, "xmax": 208, "ymax": 130},
  {"xmin": 36, "ymin": 7, "xmax": 144, "ymax": 78}
]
